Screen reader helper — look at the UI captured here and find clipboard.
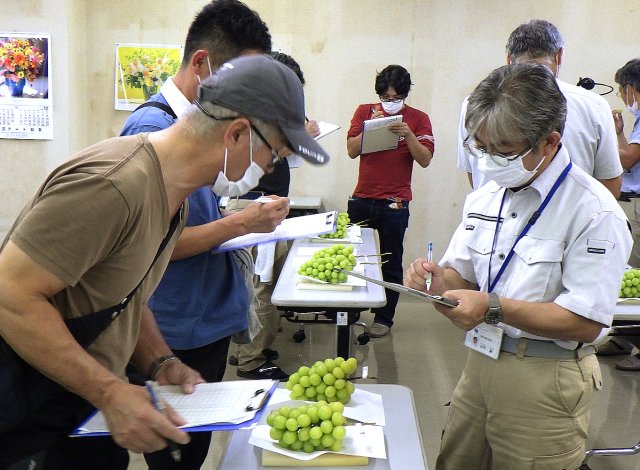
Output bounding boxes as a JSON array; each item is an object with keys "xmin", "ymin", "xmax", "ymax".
[
  {"xmin": 70, "ymin": 380, "xmax": 279, "ymax": 437},
  {"xmin": 360, "ymin": 115, "xmax": 402, "ymax": 154},
  {"xmin": 335, "ymin": 269, "xmax": 458, "ymax": 307},
  {"xmin": 213, "ymin": 211, "xmax": 337, "ymax": 253}
]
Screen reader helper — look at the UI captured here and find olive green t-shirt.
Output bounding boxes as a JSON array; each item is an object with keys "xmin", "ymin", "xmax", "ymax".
[{"xmin": 3, "ymin": 133, "xmax": 185, "ymax": 377}]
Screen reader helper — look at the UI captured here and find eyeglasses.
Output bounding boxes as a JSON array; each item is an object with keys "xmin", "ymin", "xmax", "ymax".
[
  {"xmin": 616, "ymin": 85, "xmax": 626, "ymax": 98},
  {"xmin": 195, "ymin": 101, "xmax": 290, "ymax": 166},
  {"xmin": 250, "ymin": 123, "xmax": 290, "ymax": 166},
  {"xmin": 379, "ymin": 95, "xmax": 405, "ymax": 103},
  {"xmin": 463, "ymin": 136, "xmax": 533, "ymax": 167}
]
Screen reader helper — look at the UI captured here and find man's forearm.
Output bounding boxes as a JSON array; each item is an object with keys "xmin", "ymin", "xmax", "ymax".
[{"xmin": 130, "ymin": 304, "xmax": 175, "ymax": 379}]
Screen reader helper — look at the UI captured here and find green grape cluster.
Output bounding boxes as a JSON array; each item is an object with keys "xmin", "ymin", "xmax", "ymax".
[
  {"xmin": 285, "ymin": 357, "xmax": 358, "ymax": 404},
  {"xmin": 620, "ymin": 268, "xmax": 640, "ymax": 298},
  {"xmin": 297, "ymin": 244, "xmax": 356, "ymax": 284},
  {"xmin": 266, "ymin": 401, "xmax": 347, "ymax": 453},
  {"xmin": 320, "ymin": 212, "xmax": 350, "ymax": 239}
]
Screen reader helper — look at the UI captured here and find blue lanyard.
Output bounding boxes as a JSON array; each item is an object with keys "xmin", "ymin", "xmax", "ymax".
[{"xmin": 488, "ymin": 161, "xmax": 572, "ymax": 293}]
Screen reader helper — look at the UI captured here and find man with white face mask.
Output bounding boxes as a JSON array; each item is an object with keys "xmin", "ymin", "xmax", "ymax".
[
  {"xmin": 346, "ymin": 64, "xmax": 434, "ymax": 337},
  {"xmin": 404, "ymin": 63, "xmax": 631, "ymax": 469},
  {"xmin": 608, "ymin": 58, "xmax": 640, "ymax": 372},
  {"xmin": 0, "ymin": 54, "xmax": 328, "ymax": 469},
  {"xmin": 119, "ymin": 3, "xmax": 285, "ymax": 468},
  {"xmin": 456, "ymin": 19, "xmax": 622, "ymax": 199}
]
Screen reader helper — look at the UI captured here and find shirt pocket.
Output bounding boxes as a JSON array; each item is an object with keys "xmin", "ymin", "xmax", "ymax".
[
  {"xmin": 508, "ymin": 236, "xmax": 564, "ymax": 301},
  {"xmin": 460, "ymin": 219, "xmax": 496, "ymax": 288}
]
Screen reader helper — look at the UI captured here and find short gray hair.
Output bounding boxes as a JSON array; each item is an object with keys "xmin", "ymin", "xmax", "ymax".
[
  {"xmin": 183, "ymin": 100, "xmax": 279, "ymax": 152},
  {"xmin": 465, "ymin": 63, "xmax": 567, "ymax": 149},
  {"xmin": 506, "ymin": 19, "xmax": 564, "ymax": 62}
]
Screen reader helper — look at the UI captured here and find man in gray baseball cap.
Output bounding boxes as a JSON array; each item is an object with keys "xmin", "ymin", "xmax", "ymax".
[
  {"xmin": 0, "ymin": 52, "xmax": 329, "ymax": 466},
  {"xmin": 198, "ymin": 53, "xmax": 330, "ymax": 165}
]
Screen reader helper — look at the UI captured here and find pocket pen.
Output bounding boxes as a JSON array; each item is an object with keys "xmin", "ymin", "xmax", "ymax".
[
  {"xmin": 426, "ymin": 241, "xmax": 433, "ymax": 290},
  {"xmin": 146, "ymin": 380, "xmax": 181, "ymax": 463}
]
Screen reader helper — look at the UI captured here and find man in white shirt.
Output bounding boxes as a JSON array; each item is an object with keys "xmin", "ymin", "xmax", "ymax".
[
  {"xmin": 456, "ymin": 19, "xmax": 622, "ymax": 198},
  {"xmin": 406, "ymin": 63, "xmax": 631, "ymax": 469}
]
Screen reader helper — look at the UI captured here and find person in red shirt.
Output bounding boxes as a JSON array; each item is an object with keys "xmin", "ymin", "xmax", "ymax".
[{"xmin": 346, "ymin": 65, "xmax": 434, "ymax": 337}]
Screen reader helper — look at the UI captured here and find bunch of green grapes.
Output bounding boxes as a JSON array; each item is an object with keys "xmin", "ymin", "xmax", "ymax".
[
  {"xmin": 285, "ymin": 357, "xmax": 358, "ymax": 404},
  {"xmin": 620, "ymin": 268, "xmax": 640, "ymax": 298},
  {"xmin": 297, "ymin": 244, "xmax": 356, "ymax": 284},
  {"xmin": 320, "ymin": 212, "xmax": 350, "ymax": 239},
  {"xmin": 266, "ymin": 401, "xmax": 347, "ymax": 453}
]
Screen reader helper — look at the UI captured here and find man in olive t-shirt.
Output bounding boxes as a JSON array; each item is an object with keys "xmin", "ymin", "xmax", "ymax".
[{"xmin": 0, "ymin": 55, "xmax": 329, "ymax": 468}]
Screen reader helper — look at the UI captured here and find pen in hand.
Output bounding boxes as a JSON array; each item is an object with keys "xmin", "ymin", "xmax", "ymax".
[
  {"xmin": 146, "ymin": 380, "xmax": 181, "ymax": 463},
  {"xmin": 426, "ymin": 241, "xmax": 433, "ymax": 290}
]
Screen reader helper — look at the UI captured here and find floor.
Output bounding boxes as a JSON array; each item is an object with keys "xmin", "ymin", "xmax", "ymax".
[{"xmin": 128, "ymin": 298, "xmax": 640, "ymax": 469}]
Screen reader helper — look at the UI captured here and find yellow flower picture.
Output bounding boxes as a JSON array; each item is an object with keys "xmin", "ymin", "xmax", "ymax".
[{"xmin": 115, "ymin": 43, "xmax": 182, "ymax": 110}]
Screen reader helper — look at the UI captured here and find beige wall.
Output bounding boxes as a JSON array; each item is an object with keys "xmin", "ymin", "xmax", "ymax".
[{"xmin": 2, "ymin": 0, "xmax": 640, "ymax": 266}]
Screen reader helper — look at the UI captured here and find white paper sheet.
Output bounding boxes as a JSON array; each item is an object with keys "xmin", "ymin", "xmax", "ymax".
[
  {"xmin": 249, "ymin": 424, "xmax": 387, "ymax": 460},
  {"xmin": 75, "ymin": 380, "xmax": 276, "ymax": 434}
]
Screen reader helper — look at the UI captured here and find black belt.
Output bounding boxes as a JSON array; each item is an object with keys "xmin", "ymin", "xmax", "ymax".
[{"xmin": 500, "ymin": 336, "xmax": 595, "ymax": 360}]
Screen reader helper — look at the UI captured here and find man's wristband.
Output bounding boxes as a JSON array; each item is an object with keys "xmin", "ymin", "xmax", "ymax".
[{"xmin": 148, "ymin": 354, "xmax": 179, "ymax": 380}]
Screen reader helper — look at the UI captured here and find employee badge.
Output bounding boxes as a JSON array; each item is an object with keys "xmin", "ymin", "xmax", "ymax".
[{"xmin": 464, "ymin": 323, "xmax": 504, "ymax": 359}]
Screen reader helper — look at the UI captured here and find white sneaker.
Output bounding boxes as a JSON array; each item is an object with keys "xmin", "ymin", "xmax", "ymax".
[{"xmin": 370, "ymin": 323, "xmax": 390, "ymax": 338}]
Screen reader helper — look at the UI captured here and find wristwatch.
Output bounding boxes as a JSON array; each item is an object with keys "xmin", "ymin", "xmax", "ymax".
[{"xmin": 485, "ymin": 292, "xmax": 503, "ymax": 325}]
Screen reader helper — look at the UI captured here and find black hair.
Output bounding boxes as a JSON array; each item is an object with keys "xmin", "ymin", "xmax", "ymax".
[
  {"xmin": 182, "ymin": 0, "xmax": 271, "ymax": 69},
  {"xmin": 374, "ymin": 65, "xmax": 412, "ymax": 97},
  {"xmin": 615, "ymin": 58, "xmax": 640, "ymax": 92},
  {"xmin": 270, "ymin": 51, "xmax": 304, "ymax": 85}
]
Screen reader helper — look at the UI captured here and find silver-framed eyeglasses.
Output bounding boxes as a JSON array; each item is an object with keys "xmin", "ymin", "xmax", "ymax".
[
  {"xmin": 463, "ymin": 136, "xmax": 533, "ymax": 167},
  {"xmin": 194, "ymin": 101, "xmax": 289, "ymax": 166},
  {"xmin": 379, "ymin": 94, "xmax": 405, "ymax": 103}
]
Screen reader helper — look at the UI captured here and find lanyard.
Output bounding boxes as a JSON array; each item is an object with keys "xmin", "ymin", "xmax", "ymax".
[{"xmin": 488, "ymin": 161, "xmax": 572, "ymax": 293}]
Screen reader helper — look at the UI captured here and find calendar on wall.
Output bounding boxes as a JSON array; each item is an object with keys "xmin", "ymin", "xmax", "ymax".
[{"xmin": 0, "ymin": 33, "xmax": 52, "ymax": 140}]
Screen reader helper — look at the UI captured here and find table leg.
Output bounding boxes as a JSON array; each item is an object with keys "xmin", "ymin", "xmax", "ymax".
[{"xmin": 336, "ymin": 311, "xmax": 351, "ymax": 358}]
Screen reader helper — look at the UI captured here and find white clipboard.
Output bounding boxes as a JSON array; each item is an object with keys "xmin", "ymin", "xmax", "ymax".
[
  {"xmin": 360, "ymin": 115, "xmax": 402, "ymax": 154},
  {"xmin": 336, "ymin": 269, "xmax": 458, "ymax": 307}
]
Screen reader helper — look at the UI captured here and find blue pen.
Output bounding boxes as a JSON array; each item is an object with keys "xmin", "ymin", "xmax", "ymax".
[
  {"xmin": 145, "ymin": 380, "xmax": 181, "ymax": 463},
  {"xmin": 426, "ymin": 242, "xmax": 433, "ymax": 290}
]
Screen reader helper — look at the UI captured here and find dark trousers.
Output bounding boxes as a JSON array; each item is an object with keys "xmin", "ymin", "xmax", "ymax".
[
  {"xmin": 0, "ymin": 389, "xmax": 129, "ymax": 470},
  {"xmin": 130, "ymin": 336, "xmax": 232, "ymax": 470},
  {"xmin": 347, "ymin": 196, "xmax": 410, "ymax": 327}
]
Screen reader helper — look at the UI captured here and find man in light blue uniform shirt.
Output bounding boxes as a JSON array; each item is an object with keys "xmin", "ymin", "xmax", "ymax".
[{"xmin": 610, "ymin": 58, "xmax": 640, "ymax": 371}]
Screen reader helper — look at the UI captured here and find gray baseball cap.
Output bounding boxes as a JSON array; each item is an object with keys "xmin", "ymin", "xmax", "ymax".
[{"xmin": 197, "ymin": 54, "xmax": 329, "ymax": 165}]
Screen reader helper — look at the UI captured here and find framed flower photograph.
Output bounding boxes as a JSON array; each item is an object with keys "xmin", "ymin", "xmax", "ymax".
[{"xmin": 115, "ymin": 43, "xmax": 183, "ymax": 111}]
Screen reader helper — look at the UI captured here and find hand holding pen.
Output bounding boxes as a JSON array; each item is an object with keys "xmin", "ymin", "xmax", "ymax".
[
  {"xmin": 426, "ymin": 242, "xmax": 433, "ymax": 291},
  {"xmin": 146, "ymin": 381, "xmax": 182, "ymax": 462}
]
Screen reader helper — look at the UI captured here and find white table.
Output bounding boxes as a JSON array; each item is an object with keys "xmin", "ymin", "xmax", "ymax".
[
  {"xmin": 217, "ymin": 384, "xmax": 429, "ymax": 470},
  {"xmin": 271, "ymin": 228, "xmax": 386, "ymax": 358}
]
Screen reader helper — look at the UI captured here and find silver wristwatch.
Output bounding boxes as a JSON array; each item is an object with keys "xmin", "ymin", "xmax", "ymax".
[{"xmin": 485, "ymin": 292, "xmax": 503, "ymax": 325}]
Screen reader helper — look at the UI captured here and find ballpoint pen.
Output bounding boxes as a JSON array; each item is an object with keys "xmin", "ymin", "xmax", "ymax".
[
  {"xmin": 426, "ymin": 241, "xmax": 433, "ymax": 290},
  {"xmin": 146, "ymin": 380, "xmax": 181, "ymax": 463}
]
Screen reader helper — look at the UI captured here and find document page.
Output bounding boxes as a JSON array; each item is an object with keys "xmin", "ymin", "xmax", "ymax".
[
  {"xmin": 213, "ymin": 211, "xmax": 337, "ymax": 253},
  {"xmin": 314, "ymin": 121, "xmax": 340, "ymax": 140},
  {"xmin": 73, "ymin": 380, "xmax": 277, "ymax": 435}
]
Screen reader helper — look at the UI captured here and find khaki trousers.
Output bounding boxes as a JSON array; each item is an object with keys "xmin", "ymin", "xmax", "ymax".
[
  {"xmin": 234, "ymin": 240, "xmax": 290, "ymax": 370},
  {"xmin": 436, "ymin": 349, "xmax": 602, "ymax": 470}
]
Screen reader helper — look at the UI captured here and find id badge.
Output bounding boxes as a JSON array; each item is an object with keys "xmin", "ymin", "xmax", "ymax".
[{"xmin": 464, "ymin": 323, "xmax": 504, "ymax": 359}]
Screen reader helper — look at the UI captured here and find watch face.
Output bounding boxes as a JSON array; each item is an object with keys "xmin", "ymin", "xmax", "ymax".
[{"xmin": 486, "ymin": 308, "xmax": 502, "ymax": 324}]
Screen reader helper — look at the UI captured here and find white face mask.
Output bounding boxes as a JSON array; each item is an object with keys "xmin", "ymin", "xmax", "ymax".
[
  {"xmin": 212, "ymin": 127, "xmax": 265, "ymax": 197},
  {"xmin": 381, "ymin": 99, "xmax": 404, "ymax": 115},
  {"xmin": 624, "ymin": 87, "xmax": 639, "ymax": 115},
  {"xmin": 478, "ymin": 149, "xmax": 545, "ymax": 188}
]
